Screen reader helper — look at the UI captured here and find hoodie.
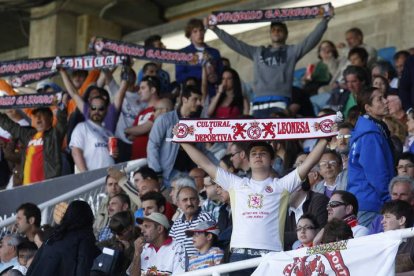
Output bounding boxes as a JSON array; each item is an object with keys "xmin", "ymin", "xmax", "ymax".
[{"xmin": 347, "ymin": 115, "xmax": 394, "ymax": 212}]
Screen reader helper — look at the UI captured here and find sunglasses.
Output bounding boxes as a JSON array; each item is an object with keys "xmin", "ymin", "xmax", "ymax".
[
  {"xmin": 327, "ymin": 201, "xmax": 347, "ymax": 208},
  {"xmin": 91, "ymin": 105, "xmax": 106, "ymax": 112}
]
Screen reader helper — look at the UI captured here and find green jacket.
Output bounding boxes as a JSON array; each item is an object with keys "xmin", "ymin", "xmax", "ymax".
[{"xmin": 0, "ymin": 107, "xmax": 67, "ymax": 183}]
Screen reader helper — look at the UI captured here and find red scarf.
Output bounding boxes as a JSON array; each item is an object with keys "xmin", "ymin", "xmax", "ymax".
[{"xmin": 343, "ymin": 214, "xmax": 358, "ymax": 228}]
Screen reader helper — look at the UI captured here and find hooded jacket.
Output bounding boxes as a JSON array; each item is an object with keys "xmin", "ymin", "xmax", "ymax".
[{"xmin": 347, "ymin": 115, "xmax": 394, "ymax": 212}]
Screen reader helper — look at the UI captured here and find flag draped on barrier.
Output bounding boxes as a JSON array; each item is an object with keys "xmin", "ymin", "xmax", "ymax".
[
  {"xmin": 209, "ymin": 3, "xmax": 332, "ymax": 25},
  {"xmin": 252, "ymin": 231, "xmax": 402, "ymax": 276},
  {"xmin": 172, "ymin": 114, "xmax": 339, "ymax": 142}
]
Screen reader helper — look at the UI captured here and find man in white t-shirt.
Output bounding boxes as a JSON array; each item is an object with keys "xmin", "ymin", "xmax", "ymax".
[
  {"xmin": 70, "ymin": 96, "xmax": 116, "ymax": 172},
  {"xmin": 180, "ymin": 139, "xmax": 328, "ymax": 275}
]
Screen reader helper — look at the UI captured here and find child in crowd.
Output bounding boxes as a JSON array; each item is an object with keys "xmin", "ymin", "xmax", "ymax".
[{"xmin": 185, "ymin": 221, "xmax": 224, "ymax": 271}]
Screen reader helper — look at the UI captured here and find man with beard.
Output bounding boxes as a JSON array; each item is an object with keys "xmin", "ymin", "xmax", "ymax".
[{"xmin": 70, "ymin": 95, "xmax": 117, "ymax": 172}]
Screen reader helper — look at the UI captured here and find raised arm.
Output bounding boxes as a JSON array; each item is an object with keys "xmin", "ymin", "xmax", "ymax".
[
  {"xmin": 180, "ymin": 142, "xmax": 218, "ymax": 179},
  {"xmin": 205, "ymin": 16, "xmax": 257, "ymax": 60},
  {"xmin": 295, "ymin": 15, "xmax": 332, "ymax": 60},
  {"xmin": 207, "ymin": 85, "xmax": 223, "ymax": 117},
  {"xmin": 297, "ymin": 139, "xmax": 328, "ymax": 180},
  {"xmin": 59, "ymin": 68, "xmax": 85, "ymax": 114},
  {"xmin": 113, "ymin": 79, "xmax": 128, "ymax": 111}
]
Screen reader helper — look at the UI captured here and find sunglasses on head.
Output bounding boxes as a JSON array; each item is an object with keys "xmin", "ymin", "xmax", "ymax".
[{"xmin": 91, "ymin": 105, "xmax": 106, "ymax": 112}]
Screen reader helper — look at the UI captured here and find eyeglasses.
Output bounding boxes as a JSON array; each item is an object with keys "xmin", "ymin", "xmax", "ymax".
[
  {"xmin": 230, "ymin": 151, "xmax": 241, "ymax": 158},
  {"xmin": 327, "ymin": 201, "xmax": 347, "ymax": 208},
  {"xmin": 91, "ymin": 105, "xmax": 106, "ymax": 112},
  {"xmin": 319, "ymin": 160, "xmax": 338, "ymax": 168},
  {"xmin": 155, "ymin": 107, "xmax": 167, "ymax": 111},
  {"xmin": 396, "ymin": 163, "xmax": 414, "ymax": 170},
  {"xmin": 296, "ymin": 226, "xmax": 316, "ymax": 232},
  {"xmin": 336, "ymin": 134, "xmax": 351, "ymax": 140}
]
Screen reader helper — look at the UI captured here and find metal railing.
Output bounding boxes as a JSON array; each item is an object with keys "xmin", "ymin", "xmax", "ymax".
[{"xmin": 0, "ymin": 159, "xmax": 147, "ymax": 232}]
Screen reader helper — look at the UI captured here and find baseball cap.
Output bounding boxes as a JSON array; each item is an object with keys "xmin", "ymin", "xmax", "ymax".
[
  {"xmin": 136, "ymin": 212, "xmax": 170, "ymax": 230},
  {"xmin": 185, "ymin": 220, "xmax": 220, "ymax": 237}
]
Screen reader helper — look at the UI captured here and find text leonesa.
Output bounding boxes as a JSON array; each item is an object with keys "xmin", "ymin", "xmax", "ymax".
[{"xmin": 194, "ymin": 121, "xmax": 310, "ymax": 141}]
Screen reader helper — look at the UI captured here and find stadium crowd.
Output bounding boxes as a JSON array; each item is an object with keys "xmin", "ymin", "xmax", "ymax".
[{"xmin": 1, "ymin": 7, "xmax": 414, "ymax": 276}]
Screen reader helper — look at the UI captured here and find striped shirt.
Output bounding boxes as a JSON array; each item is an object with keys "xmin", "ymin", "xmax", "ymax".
[
  {"xmin": 188, "ymin": 247, "xmax": 224, "ymax": 271},
  {"xmin": 170, "ymin": 209, "xmax": 214, "ymax": 256}
]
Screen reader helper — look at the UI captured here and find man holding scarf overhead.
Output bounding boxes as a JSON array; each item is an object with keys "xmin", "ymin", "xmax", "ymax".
[{"xmin": 204, "ymin": 5, "xmax": 334, "ymax": 118}]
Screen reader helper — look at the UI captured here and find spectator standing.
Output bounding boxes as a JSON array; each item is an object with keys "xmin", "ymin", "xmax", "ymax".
[
  {"xmin": 70, "ymin": 96, "xmax": 117, "ymax": 172},
  {"xmin": 125, "ymin": 76, "xmax": 161, "ymax": 160},
  {"xmin": 176, "ymin": 18, "xmax": 223, "ymax": 98},
  {"xmin": 27, "ymin": 200, "xmax": 100, "ymax": 276},
  {"xmin": 103, "ymin": 66, "xmax": 145, "ymax": 163},
  {"xmin": 179, "ymin": 139, "xmax": 328, "ymax": 276},
  {"xmin": 205, "ymin": 10, "xmax": 332, "ymax": 117},
  {"xmin": 206, "ymin": 68, "xmax": 249, "ymax": 118},
  {"xmin": 347, "ymin": 87, "xmax": 394, "ymax": 226},
  {"xmin": 137, "ymin": 35, "xmax": 171, "ymax": 95},
  {"xmin": 0, "ymin": 103, "xmax": 67, "ymax": 185},
  {"xmin": 147, "ymin": 86, "xmax": 217, "ymax": 187}
]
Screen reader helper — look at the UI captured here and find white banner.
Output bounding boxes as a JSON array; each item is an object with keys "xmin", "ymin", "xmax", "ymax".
[
  {"xmin": 252, "ymin": 231, "xmax": 402, "ymax": 276},
  {"xmin": 172, "ymin": 114, "xmax": 340, "ymax": 143}
]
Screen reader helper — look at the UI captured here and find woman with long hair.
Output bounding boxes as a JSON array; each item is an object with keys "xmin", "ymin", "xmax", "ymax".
[
  {"xmin": 27, "ymin": 200, "xmax": 100, "ymax": 276},
  {"xmin": 207, "ymin": 68, "xmax": 249, "ymax": 118}
]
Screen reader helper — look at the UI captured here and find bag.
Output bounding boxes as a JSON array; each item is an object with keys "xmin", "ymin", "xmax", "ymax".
[{"xmin": 91, "ymin": 247, "xmax": 124, "ymax": 276}]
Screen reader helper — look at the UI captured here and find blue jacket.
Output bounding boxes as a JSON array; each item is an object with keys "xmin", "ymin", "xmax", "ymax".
[
  {"xmin": 175, "ymin": 43, "xmax": 223, "ymax": 97},
  {"xmin": 347, "ymin": 115, "xmax": 394, "ymax": 212},
  {"xmin": 147, "ymin": 110, "xmax": 218, "ymax": 187}
]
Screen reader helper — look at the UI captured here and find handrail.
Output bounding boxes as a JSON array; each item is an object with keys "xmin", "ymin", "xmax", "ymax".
[{"xmin": 0, "ymin": 158, "xmax": 147, "ymax": 229}]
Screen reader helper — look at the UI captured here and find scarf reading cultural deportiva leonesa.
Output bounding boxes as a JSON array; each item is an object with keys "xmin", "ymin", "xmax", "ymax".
[
  {"xmin": 209, "ymin": 2, "xmax": 333, "ymax": 25},
  {"xmin": 172, "ymin": 113, "xmax": 340, "ymax": 143}
]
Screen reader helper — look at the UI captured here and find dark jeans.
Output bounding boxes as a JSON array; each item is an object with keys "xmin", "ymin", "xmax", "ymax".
[{"xmin": 229, "ymin": 252, "xmax": 258, "ymax": 276}]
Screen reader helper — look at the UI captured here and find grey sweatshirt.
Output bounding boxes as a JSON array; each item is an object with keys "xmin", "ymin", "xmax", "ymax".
[{"xmin": 212, "ymin": 18, "xmax": 329, "ymax": 100}]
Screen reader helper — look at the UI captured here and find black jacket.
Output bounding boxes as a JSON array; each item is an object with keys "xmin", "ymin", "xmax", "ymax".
[{"xmin": 27, "ymin": 228, "xmax": 100, "ymax": 276}]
